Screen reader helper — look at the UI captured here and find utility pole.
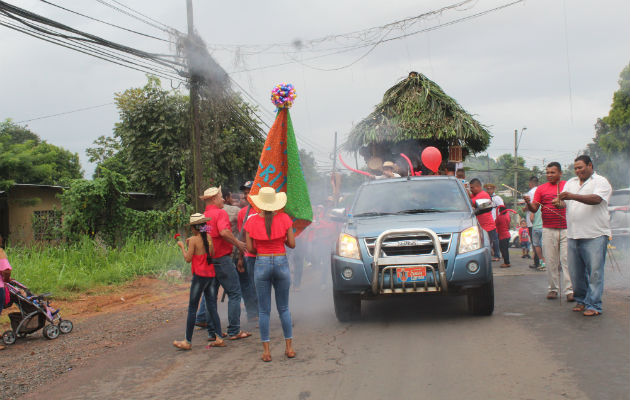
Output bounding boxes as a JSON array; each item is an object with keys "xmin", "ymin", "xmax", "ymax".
[
  {"xmin": 513, "ymin": 129, "xmax": 518, "ymax": 210},
  {"xmin": 187, "ymin": 0, "xmax": 203, "ymax": 211}
]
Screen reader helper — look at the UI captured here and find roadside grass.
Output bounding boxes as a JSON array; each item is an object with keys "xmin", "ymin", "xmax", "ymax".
[{"xmin": 5, "ymin": 236, "xmax": 187, "ymax": 300}]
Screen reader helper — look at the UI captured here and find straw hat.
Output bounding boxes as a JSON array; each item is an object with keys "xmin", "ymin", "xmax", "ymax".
[
  {"xmin": 249, "ymin": 187, "xmax": 287, "ymax": 211},
  {"xmin": 382, "ymin": 161, "xmax": 395, "ymax": 169},
  {"xmin": 484, "ymin": 183, "xmax": 496, "ymax": 190},
  {"xmin": 188, "ymin": 213, "xmax": 211, "ymax": 225},
  {"xmin": 199, "ymin": 186, "xmax": 221, "ymax": 200}
]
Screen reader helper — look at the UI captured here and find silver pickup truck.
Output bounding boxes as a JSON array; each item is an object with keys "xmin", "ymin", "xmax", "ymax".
[{"xmin": 330, "ymin": 176, "xmax": 494, "ymax": 321}]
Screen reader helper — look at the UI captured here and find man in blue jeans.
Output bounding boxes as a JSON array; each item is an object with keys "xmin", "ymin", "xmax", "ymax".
[
  {"xmin": 197, "ymin": 186, "xmax": 251, "ymax": 339},
  {"xmin": 558, "ymin": 155, "xmax": 612, "ymax": 317}
]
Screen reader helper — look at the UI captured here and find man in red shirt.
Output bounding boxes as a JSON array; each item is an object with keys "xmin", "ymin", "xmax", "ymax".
[
  {"xmin": 524, "ymin": 162, "xmax": 573, "ymax": 301},
  {"xmin": 470, "ymin": 179, "xmax": 500, "ymax": 261},
  {"xmin": 200, "ymin": 186, "xmax": 250, "ymax": 340}
]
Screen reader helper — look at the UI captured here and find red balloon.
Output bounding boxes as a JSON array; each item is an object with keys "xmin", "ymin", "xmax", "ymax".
[{"xmin": 421, "ymin": 146, "xmax": 442, "ymax": 173}]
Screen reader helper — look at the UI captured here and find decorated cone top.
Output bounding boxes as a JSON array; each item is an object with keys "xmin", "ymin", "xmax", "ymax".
[{"xmin": 248, "ymin": 84, "xmax": 312, "ymax": 235}]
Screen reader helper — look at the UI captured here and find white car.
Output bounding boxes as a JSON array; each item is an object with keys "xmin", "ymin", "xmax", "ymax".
[
  {"xmin": 509, "ymin": 229, "xmax": 520, "ymax": 247},
  {"xmin": 609, "ymin": 188, "xmax": 630, "ymax": 249}
]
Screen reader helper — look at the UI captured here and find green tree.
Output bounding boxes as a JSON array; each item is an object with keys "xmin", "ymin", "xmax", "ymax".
[
  {"xmin": 585, "ymin": 62, "xmax": 630, "ymax": 188},
  {"xmin": 0, "ymin": 120, "xmax": 82, "ymax": 189}
]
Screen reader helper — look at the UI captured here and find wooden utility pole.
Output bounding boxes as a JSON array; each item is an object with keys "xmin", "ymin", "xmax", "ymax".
[{"xmin": 187, "ymin": 0, "xmax": 203, "ymax": 211}]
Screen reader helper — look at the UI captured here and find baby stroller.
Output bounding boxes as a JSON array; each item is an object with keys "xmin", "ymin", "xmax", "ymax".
[{"xmin": 1, "ymin": 280, "xmax": 73, "ymax": 345}]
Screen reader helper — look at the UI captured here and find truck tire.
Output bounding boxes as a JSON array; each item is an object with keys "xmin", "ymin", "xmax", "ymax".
[
  {"xmin": 467, "ymin": 276, "xmax": 494, "ymax": 316},
  {"xmin": 333, "ymin": 290, "xmax": 361, "ymax": 322}
]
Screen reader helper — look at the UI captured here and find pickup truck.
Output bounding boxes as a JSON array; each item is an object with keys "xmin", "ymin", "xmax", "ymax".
[{"xmin": 330, "ymin": 176, "xmax": 494, "ymax": 321}]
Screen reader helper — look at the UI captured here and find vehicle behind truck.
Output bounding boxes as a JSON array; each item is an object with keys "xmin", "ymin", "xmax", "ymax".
[{"xmin": 330, "ymin": 176, "xmax": 494, "ymax": 321}]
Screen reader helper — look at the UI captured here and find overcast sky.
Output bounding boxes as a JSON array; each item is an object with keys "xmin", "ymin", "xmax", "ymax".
[{"xmin": 1, "ymin": 0, "xmax": 628, "ymax": 179}]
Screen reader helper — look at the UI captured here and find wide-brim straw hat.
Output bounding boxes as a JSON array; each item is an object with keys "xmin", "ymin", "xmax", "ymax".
[
  {"xmin": 188, "ymin": 213, "xmax": 211, "ymax": 225},
  {"xmin": 484, "ymin": 183, "xmax": 496, "ymax": 190},
  {"xmin": 382, "ymin": 161, "xmax": 395, "ymax": 169},
  {"xmin": 250, "ymin": 187, "xmax": 287, "ymax": 212},
  {"xmin": 199, "ymin": 186, "xmax": 221, "ymax": 200}
]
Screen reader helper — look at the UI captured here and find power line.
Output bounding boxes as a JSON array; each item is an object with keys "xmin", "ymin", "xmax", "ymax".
[
  {"xmin": 39, "ymin": 0, "xmax": 175, "ymax": 43},
  {"xmin": 15, "ymin": 102, "xmax": 115, "ymax": 124},
  {"xmin": 92, "ymin": 0, "xmax": 179, "ymax": 34}
]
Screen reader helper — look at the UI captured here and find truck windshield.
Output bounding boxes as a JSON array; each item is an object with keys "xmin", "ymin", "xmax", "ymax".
[{"xmin": 352, "ymin": 180, "xmax": 469, "ymax": 216}]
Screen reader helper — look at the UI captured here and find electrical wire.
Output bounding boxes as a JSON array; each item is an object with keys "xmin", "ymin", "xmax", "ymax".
[
  {"xmin": 39, "ymin": 0, "xmax": 175, "ymax": 43},
  {"xmin": 15, "ymin": 102, "xmax": 115, "ymax": 124},
  {"xmin": 93, "ymin": 0, "xmax": 178, "ymax": 34}
]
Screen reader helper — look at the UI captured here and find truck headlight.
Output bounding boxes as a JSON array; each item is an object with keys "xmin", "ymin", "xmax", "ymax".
[
  {"xmin": 458, "ymin": 226, "xmax": 481, "ymax": 254},
  {"xmin": 338, "ymin": 233, "xmax": 360, "ymax": 259}
]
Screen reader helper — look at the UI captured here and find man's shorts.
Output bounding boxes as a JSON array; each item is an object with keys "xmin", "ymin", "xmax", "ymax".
[{"xmin": 531, "ymin": 228, "xmax": 543, "ymax": 247}]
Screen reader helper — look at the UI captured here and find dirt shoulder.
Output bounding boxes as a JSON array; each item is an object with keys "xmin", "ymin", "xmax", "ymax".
[{"xmin": 0, "ymin": 276, "xmax": 190, "ymax": 399}]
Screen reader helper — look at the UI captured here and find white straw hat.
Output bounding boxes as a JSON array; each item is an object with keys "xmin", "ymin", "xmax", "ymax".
[
  {"xmin": 188, "ymin": 213, "xmax": 211, "ymax": 225},
  {"xmin": 199, "ymin": 186, "xmax": 221, "ymax": 200},
  {"xmin": 249, "ymin": 187, "xmax": 287, "ymax": 212}
]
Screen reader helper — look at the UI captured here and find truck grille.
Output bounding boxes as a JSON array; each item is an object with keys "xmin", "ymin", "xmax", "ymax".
[{"xmin": 364, "ymin": 234, "xmax": 452, "ymax": 257}]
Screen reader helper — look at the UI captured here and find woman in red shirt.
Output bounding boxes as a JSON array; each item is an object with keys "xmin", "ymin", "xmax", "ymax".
[
  {"xmin": 173, "ymin": 213, "xmax": 224, "ymax": 350},
  {"xmin": 245, "ymin": 187, "xmax": 296, "ymax": 362},
  {"xmin": 495, "ymin": 206, "xmax": 512, "ymax": 268}
]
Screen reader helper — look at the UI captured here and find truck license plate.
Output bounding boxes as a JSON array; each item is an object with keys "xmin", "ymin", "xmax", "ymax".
[{"xmin": 396, "ymin": 266, "xmax": 427, "ymax": 283}]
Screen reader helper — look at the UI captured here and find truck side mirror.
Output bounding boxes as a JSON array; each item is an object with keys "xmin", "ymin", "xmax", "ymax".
[{"xmin": 474, "ymin": 199, "xmax": 493, "ymax": 216}]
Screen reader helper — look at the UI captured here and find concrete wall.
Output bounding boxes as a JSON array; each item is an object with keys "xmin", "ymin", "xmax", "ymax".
[{"xmin": 7, "ymin": 186, "xmax": 62, "ymax": 244}]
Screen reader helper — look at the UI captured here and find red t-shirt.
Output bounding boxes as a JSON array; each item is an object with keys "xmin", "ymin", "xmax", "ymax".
[
  {"xmin": 495, "ymin": 212, "xmax": 511, "ymax": 240},
  {"xmin": 471, "ymin": 191, "xmax": 496, "ymax": 232},
  {"xmin": 238, "ymin": 206, "xmax": 258, "ymax": 257},
  {"xmin": 245, "ymin": 212, "xmax": 293, "ymax": 254},
  {"xmin": 204, "ymin": 204, "xmax": 233, "ymax": 258},
  {"xmin": 518, "ymin": 227, "xmax": 530, "ymax": 242},
  {"xmin": 533, "ymin": 181, "xmax": 567, "ymax": 229}
]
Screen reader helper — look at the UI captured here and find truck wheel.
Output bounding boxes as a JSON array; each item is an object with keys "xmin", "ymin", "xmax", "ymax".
[
  {"xmin": 468, "ymin": 276, "xmax": 494, "ymax": 316},
  {"xmin": 333, "ymin": 290, "xmax": 361, "ymax": 322}
]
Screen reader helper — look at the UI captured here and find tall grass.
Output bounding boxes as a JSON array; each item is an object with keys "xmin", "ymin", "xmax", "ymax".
[{"xmin": 5, "ymin": 236, "xmax": 187, "ymax": 298}]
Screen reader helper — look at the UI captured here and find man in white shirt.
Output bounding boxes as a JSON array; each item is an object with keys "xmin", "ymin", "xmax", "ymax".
[
  {"xmin": 524, "ymin": 176, "xmax": 539, "ymax": 268},
  {"xmin": 558, "ymin": 155, "xmax": 612, "ymax": 317},
  {"xmin": 484, "ymin": 183, "xmax": 504, "ymax": 259}
]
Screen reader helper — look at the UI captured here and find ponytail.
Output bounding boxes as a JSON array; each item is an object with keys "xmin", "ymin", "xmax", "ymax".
[
  {"xmin": 200, "ymin": 231, "xmax": 213, "ymax": 265},
  {"xmin": 264, "ymin": 210, "xmax": 274, "ymax": 239}
]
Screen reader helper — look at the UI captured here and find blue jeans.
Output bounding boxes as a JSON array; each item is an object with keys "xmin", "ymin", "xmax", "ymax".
[
  {"xmin": 568, "ymin": 236, "xmax": 608, "ymax": 312},
  {"xmin": 240, "ymin": 256, "xmax": 259, "ymax": 321},
  {"xmin": 213, "ymin": 256, "xmax": 243, "ymax": 336},
  {"xmin": 0, "ymin": 287, "xmax": 5, "ymax": 316},
  {"xmin": 185, "ymin": 275, "xmax": 219, "ymax": 343},
  {"xmin": 488, "ymin": 229, "xmax": 500, "ymax": 258},
  {"xmin": 254, "ymin": 256, "xmax": 292, "ymax": 342}
]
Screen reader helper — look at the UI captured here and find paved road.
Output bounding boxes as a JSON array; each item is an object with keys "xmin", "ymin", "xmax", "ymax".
[{"xmin": 26, "ymin": 252, "xmax": 629, "ymax": 400}]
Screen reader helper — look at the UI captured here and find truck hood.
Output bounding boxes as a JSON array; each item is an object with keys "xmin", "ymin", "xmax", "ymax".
[{"xmin": 345, "ymin": 212, "xmax": 474, "ymax": 238}]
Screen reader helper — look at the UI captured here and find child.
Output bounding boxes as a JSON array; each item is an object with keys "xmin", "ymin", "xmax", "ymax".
[
  {"xmin": 518, "ymin": 220, "xmax": 531, "ymax": 258},
  {"xmin": 495, "ymin": 206, "xmax": 512, "ymax": 268},
  {"xmin": 0, "ymin": 236, "xmax": 12, "ymax": 351},
  {"xmin": 173, "ymin": 213, "xmax": 224, "ymax": 350}
]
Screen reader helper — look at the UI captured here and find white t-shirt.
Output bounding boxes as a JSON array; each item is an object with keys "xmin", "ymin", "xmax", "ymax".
[
  {"xmin": 525, "ymin": 186, "xmax": 537, "ymax": 227},
  {"xmin": 375, "ymin": 173, "xmax": 401, "ymax": 179},
  {"xmin": 564, "ymin": 172, "xmax": 612, "ymax": 239},
  {"xmin": 490, "ymin": 194, "xmax": 504, "ymax": 220}
]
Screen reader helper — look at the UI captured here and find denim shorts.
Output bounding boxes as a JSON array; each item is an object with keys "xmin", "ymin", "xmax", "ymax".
[
  {"xmin": 531, "ymin": 228, "xmax": 543, "ymax": 247},
  {"xmin": 521, "ymin": 241, "xmax": 530, "ymax": 250}
]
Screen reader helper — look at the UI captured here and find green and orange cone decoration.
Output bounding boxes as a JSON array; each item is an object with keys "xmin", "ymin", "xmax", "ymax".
[{"xmin": 248, "ymin": 83, "xmax": 313, "ymax": 235}]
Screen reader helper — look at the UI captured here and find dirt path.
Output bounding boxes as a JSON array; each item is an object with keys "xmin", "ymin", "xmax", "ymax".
[{"xmin": 0, "ymin": 277, "xmax": 190, "ymax": 399}]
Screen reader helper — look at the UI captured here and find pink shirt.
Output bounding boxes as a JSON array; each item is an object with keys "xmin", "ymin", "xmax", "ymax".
[{"xmin": 0, "ymin": 258, "xmax": 12, "ymax": 289}]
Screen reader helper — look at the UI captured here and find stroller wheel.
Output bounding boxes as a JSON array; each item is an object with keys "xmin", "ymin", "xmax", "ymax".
[
  {"xmin": 2, "ymin": 330, "xmax": 16, "ymax": 345},
  {"xmin": 43, "ymin": 324, "xmax": 60, "ymax": 340},
  {"xmin": 59, "ymin": 320, "xmax": 73, "ymax": 334}
]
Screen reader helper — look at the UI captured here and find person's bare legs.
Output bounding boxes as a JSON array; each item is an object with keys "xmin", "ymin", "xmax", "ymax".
[
  {"xmin": 261, "ymin": 342, "xmax": 271, "ymax": 362},
  {"xmin": 285, "ymin": 338, "xmax": 295, "ymax": 358}
]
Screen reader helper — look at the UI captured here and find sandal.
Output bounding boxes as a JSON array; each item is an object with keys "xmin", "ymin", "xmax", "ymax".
[
  {"xmin": 261, "ymin": 353, "xmax": 272, "ymax": 362},
  {"xmin": 206, "ymin": 341, "xmax": 226, "ymax": 349},
  {"xmin": 173, "ymin": 340, "xmax": 192, "ymax": 350},
  {"xmin": 229, "ymin": 331, "xmax": 252, "ymax": 340},
  {"xmin": 285, "ymin": 350, "xmax": 296, "ymax": 359},
  {"xmin": 500, "ymin": 264, "xmax": 511, "ymax": 268},
  {"xmin": 583, "ymin": 309, "xmax": 601, "ymax": 317},
  {"xmin": 572, "ymin": 304, "xmax": 585, "ymax": 312}
]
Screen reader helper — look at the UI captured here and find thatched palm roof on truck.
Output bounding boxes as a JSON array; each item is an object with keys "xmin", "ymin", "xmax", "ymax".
[{"xmin": 344, "ymin": 72, "xmax": 491, "ymax": 155}]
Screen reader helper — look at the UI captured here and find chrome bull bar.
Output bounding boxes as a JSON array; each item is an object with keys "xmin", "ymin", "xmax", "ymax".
[{"xmin": 371, "ymin": 228, "xmax": 448, "ymax": 295}]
